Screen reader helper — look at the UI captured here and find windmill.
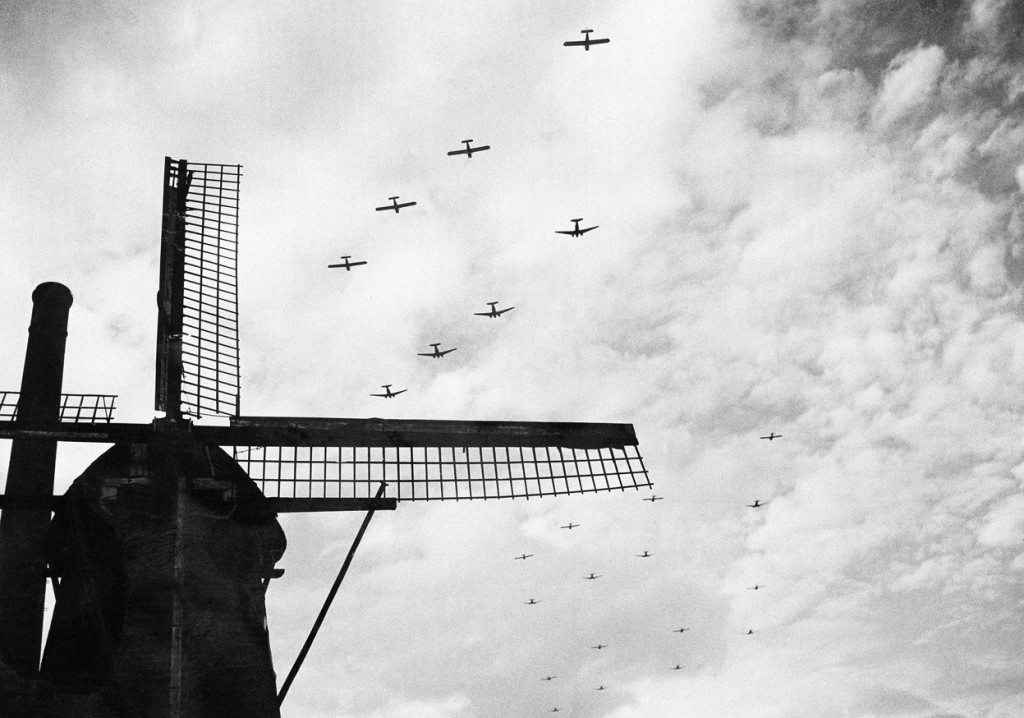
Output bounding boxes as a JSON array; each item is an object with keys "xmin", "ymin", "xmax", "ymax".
[{"xmin": 0, "ymin": 157, "xmax": 650, "ymax": 718}]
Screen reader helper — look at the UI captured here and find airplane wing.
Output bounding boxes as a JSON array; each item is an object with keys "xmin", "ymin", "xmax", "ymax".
[
  {"xmin": 563, "ymin": 40, "xmax": 586, "ymax": 46},
  {"xmin": 474, "ymin": 145, "xmax": 491, "ymax": 152},
  {"xmin": 473, "ymin": 312, "xmax": 491, "ymax": 316},
  {"xmin": 447, "ymin": 148, "xmax": 469, "ymax": 156},
  {"xmin": 416, "ymin": 353, "xmax": 434, "ymax": 357},
  {"xmin": 496, "ymin": 307, "xmax": 514, "ymax": 315},
  {"xmin": 438, "ymin": 348, "xmax": 457, "ymax": 356},
  {"xmin": 589, "ymin": 38, "xmax": 610, "ymax": 45},
  {"xmin": 369, "ymin": 393, "xmax": 387, "ymax": 397},
  {"xmin": 392, "ymin": 389, "xmax": 408, "ymax": 396},
  {"xmin": 554, "ymin": 230, "xmax": 576, "ymax": 235},
  {"xmin": 578, "ymin": 226, "xmax": 598, "ymax": 234},
  {"xmin": 399, "ymin": 201, "xmax": 417, "ymax": 208}
]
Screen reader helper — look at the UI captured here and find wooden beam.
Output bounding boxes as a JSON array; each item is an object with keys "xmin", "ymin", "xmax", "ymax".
[{"xmin": 219, "ymin": 416, "xmax": 639, "ymax": 450}]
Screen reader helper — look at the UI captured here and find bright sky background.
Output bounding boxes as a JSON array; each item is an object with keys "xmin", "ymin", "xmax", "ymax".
[{"xmin": 3, "ymin": 1, "xmax": 1024, "ymax": 716}]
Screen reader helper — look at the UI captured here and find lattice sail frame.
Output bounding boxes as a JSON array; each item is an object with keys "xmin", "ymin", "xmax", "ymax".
[
  {"xmin": 230, "ymin": 443, "xmax": 648, "ymax": 501},
  {"xmin": 0, "ymin": 391, "xmax": 116, "ymax": 423},
  {"xmin": 179, "ymin": 162, "xmax": 242, "ymax": 418}
]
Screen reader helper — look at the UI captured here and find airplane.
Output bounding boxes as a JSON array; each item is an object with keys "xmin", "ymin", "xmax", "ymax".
[
  {"xmin": 596, "ymin": 686, "xmax": 607, "ymax": 691},
  {"xmin": 327, "ymin": 255, "xmax": 367, "ymax": 271},
  {"xmin": 583, "ymin": 573, "xmax": 601, "ymax": 580},
  {"xmin": 748, "ymin": 584, "xmax": 765, "ymax": 590},
  {"xmin": 375, "ymin": 195, "xmax": 417, "ymax": 213},
  {"xmin": 672, "ymin": 628, "xmax": 690, "ymax": 633},
  {"xmin": 514, "ymin": 553, "xmax": 534, "ymax": 561},
  {"xmin": 760, "ymin": 431, "xmax": 781, "ymax": 441},
  {"xmin": 418, "ymin": 343, "xmax": 457, "ymax": 358},
  {"xmin": 524, "ymin": 599, "xmax": 541, "ymax": 605},
  {"xmin": 555, "ymin": 218, "xmax": 598, "ymax": 237},
  {"xmin": 541, "ymin": 676, "xmax": 556, "ymax": 682},
  {"xmin": 560, "ymin": 522, "xmax": 579, "ymax": 530},
  {"xmin": 672, "ymin": 664, "xmax": 685, "ymax": 671},
  {"xmin": 551, "ymin": 709, "xmax": 561, "ymax": 714},
  {"xmin": 447, "ymin": 139, "xmax": 490, "ymax": 158},
  {"xmin": 591, "ymin": 644, "xmax": 607, "ymax": 650},
  {"xmin": 745, "ymin": 629, "xmax": 756, "ymax": 635},
  {"xmin": 563, "ymin": 28, "xmax": 610, "ymax": 51},
  {"xmin": 746, "ymin": 499, "xmax": 766, "ymax": 508},
  {"xmin": 474, "ymin": 301, "xmax": 514, "ymax": 318},
  {"xmin": 369, "ymin": 384, "xmax": 407, "ymax": 399},
  {"xmin": 644, "ymin": 495, "xmax": 663, "ymax": 502},
  {"xmin": 636, "ymin": 551, "xmax": 653, "ymax": 558}
]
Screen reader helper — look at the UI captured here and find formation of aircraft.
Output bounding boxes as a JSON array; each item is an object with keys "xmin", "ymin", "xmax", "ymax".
[
  {"xmin": 375, "ymin": 195, "xmax": 416, "ymax": 213},
  {"xmin": 760, "ymin": 431, "xmax": 781, "ymax": 441},
  {"xmin": 563, "ymin": 28, "xmax": 610, "ymax": 50},
  {"xmin": 514, "ymin": 553, "xmax": 533, "ymax": 561},
  {"xmin": 369, "ymin": 384, "xmax": 406, "ymax": 398},
  {"xmin": 327, "ymin": 255, "xmax": 367, "ymax": 271},
  {"xmin": 417, "ymin": 343, "xmax": 456, "ymax": 358},
  {"xmin": 474, "ymin": 301, "xmax": 514, "ymax": 318},
  {"xmin": 555, "ymin": 217, "xmax": 598, "ymax": 237},
  {"xmin": 447, "ymin": 139, "xmax": 490, "ymax": 158}
]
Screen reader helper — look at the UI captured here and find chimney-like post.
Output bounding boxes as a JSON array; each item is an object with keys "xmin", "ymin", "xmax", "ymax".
[{"xmin": 0, "ymin": 282, "xmax": 72, "ymax": 678}]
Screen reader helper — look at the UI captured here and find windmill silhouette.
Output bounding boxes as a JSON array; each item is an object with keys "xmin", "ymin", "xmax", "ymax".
[{"xmin": 0, "ymin": 157, "xmax": 649, "ymax": 717}]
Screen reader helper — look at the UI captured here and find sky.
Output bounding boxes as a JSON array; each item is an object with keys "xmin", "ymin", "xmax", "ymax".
[{"xmin": 2, "ymin": 0, "xmax": 1024, "ymax": 716}]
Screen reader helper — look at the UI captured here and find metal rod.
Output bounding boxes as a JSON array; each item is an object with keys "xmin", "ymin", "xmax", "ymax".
[{"xmin": 277, "ymin": 481, "xmax": 388, "ymax": 706}]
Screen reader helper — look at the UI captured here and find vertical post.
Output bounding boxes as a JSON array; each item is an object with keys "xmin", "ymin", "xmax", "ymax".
[
  {"xmin": 0, "ymin": 282, "xmax": 73, "ymax": 678},
  {"xmin": 156, "ymin": 157, "xmax": 189, "ymax": 420}
]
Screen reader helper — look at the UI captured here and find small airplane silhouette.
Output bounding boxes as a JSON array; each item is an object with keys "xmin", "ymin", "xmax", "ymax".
[
  {"xmin": 375, "ymin": 195, "xmax": 416, "ymax": 213},
  {"xmin": 746, "ymin": 499, "xmax": 766, "ymax": 508},
  {"xmin": 418, "ymin": 343, "xmax": 456, "ymax": 358},
  {"xmin": 370, "ymin": 384, "xmax": 407, "ymax": 398},
  {"xmin": 560, "ymin": 522, "xmax": 579, "ymax": 530},
  {"xmin": 583, "ymin": 573, "xmax": 601, "ymax": 580},
  {"xmin": 555, "ymin": 218, "xmax": 598, "ymax": 237},
  {"xmin": 760, "ymin": 432, "xmax": 781, "ymax": 441},
  {"xmin": 327, "ymin": 255, "xmax": 367, "ymax": 271},
  {"xmin": 636, "ymin": 550, "xmax": 653, "ymax": 558},
  {"xmin": 524, "ymin": 598, "xmax": 541, "ymax": 605},
  {"xmin": 672, "ymin": 664, "xmax": 684, "ymax": 671},
  {"xmin": 474, "ymin": 301, "xmax": 514, "ymax": 318},
  {"xmin": 596, "ymin": 685, "xmax": 606, "ymax": 691},
  {"xmin": 541, "ymin": 675, "xmax": 556, "ymax": 682},
  {"xmin": 563, "ymin": 28, "xmax": 610, "ymax": 51},
  {"xmin": 673, "ymin": 628, "xmax": 690, "ymax": 633},
  {"xmin": 447, "ymin": 139, "xmax": 490, "ymax": 158},
  {"xmin": 748, "ymin": 584, "xmax": 765, "ymax": 590},
  {"xmin": 514, "ymin": 553, "xmax": 534, "ymax": 561},
  {"xmin": 591, "ymin": 644, "xmax": 607, "ymax": 650},
  {"xmin": 644, "ymin": 495, "xmax": 663, "ymax": 502},
  {"xmin": 745, "ymin": 629, "xmax": 756, "ymax": 635},
  {"xmin": 551, "ymin": 709, "xmax": 561, "ymax": 714}
]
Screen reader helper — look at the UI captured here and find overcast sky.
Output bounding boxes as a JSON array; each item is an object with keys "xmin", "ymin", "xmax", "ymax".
[{"xmin": 3, "ymin": 1, "xmax": 1024, "ymax": 716}]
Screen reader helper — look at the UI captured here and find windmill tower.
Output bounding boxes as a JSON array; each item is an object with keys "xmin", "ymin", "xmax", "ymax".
[{"xmin": 0, "ymin": 158, "xmax": 650, "ymax": 718}]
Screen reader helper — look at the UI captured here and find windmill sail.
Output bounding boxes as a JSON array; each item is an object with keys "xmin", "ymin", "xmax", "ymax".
[
  {"xmin": 222, "ymin": 416, "xmax": 650, "ymax": 502},
  {"xmin": 0, "ymin": 391, "xmax": 116, "ymax": 423},
  {"xmin": 155, "ymin": 158, "xmax": 242, "ymax": 420}
]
